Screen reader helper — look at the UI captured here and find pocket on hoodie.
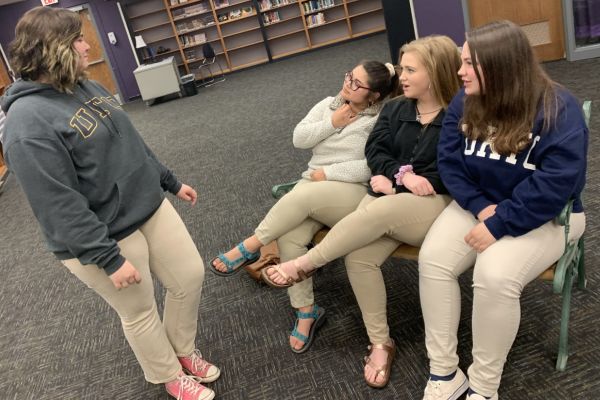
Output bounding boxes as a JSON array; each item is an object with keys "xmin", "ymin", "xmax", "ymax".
[{"xmin": 113, "ymin": 156, "xmax": 163, "ymax": 225}]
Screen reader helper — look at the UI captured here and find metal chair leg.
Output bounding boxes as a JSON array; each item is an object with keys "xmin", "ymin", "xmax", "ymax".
[
  {"xmin": 577, "ymin": 237, "xmax": 586, "ymax": 290},
  {"xmin": 556, "ymin": 265, "xmax": 574, "ymax": 371}
]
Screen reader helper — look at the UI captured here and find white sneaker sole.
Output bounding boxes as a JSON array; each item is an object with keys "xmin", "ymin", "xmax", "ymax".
[{"xmin": 448, "ymin": 377, "xmax": 469, "ymax": 400}]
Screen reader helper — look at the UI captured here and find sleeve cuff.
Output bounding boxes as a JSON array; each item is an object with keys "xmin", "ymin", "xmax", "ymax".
[
  {"xmin": 484, "ymin": 215, "xmax": 508, "ymax": 240},
  {"xmin": 467, "ymin": 197, "xmax": 495, "ymax": 219},
  {"xmin": 103, "ymin": 254, "xmax": 127, "ymax": 276}
]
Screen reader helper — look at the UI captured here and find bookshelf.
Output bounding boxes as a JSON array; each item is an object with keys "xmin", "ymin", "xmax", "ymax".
[{"xmin": 122, "ymin": 0, "xmax": 384, "ymax": 81}]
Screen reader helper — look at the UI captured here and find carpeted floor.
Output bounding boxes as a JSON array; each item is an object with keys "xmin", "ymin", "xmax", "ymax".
[{"xmin": 0, "ymin": 33, "xmax": 598, "ymax": 400}]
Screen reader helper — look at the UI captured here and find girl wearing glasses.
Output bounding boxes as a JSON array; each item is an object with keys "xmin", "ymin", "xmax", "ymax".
[
  {"xmin": 210, "ymin": 60, "xmax": 399, "ymax": 354},
  {"xmin": 419, "ymin": 21, "xmax": 586, "ymax": 400},
  {"xmin": 261, "ymin": 35, "xmax": 462, "ymax": 388}
]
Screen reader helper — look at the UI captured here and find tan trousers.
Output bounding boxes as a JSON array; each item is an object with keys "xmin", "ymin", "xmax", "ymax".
[
  {"xmin": 307, "ymin": 193, "xmax": 451, "ymax": 344},
  {"xmin": 419, "ymin": 200, "xmax": 585, "ymax": 396},
  {"xmin": 62, "ymin": 199, "xmax": 204, "ymax": 384},
  {"xmin": 254, "ymin": 179, "xmax": 367, "ymax": 308}
]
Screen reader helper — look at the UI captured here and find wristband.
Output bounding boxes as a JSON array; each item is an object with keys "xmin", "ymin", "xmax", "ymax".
[{"xmin": 394, "ymin": 165, "xmax": 413, "ymax": 186}]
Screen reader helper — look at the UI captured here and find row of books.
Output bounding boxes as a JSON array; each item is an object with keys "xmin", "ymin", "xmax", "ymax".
[
  {"xmin": 302, "ymin": 0, "xmax": 335, "ymax": 13},
  {"xmin": 306, "ymin": 12, "xmax": 325, "ymax": 26},
  {"xmin": 169, "ymin": 0, "xmax": 197, "ymax": 5},
  {"xmin": 258, "ymin": 0, "xmax": 296, "ymax": 12},
  {"xmin": 172, "ymin": 3, "xmax": 209, "ymax": 20},
  {"xmin": 180, "ymin": 32, "xmax": 207, "ymax": 48},
  {"xmin": 175, "ymin": 16, "xmax": 215, "ymax": 33},
  {"xmin": 214, "ymin": 0, "xmax": 231, "ymax": 8},
  {"xmin": 217, "ymin": 6, "xmax": 254, "ymax": 22},
  {"xmin": 262, "ymin": 11, "xmax": 281, "ymax": 24}
]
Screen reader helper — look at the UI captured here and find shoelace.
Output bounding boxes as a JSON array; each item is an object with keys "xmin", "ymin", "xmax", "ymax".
[
  {"xmin": 189, "ymin": 349, "xmax": 210, "ymax": 374},
  {"xmin": 177, "ymin": 375, "xmax": 202, "ymax": 400},
  {"xmin": 423, "ymin": 380, "xmax": 443, "ymax": 399}
]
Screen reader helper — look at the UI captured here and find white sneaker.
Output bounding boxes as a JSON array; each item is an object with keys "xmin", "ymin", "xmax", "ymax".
[
  {"xmin": 467, "ymin": 392, "xmax": 499, "ymax": 400},
  {"xmin": 422, "ymin": 368, "xmax": 469, "ymax": 400}
]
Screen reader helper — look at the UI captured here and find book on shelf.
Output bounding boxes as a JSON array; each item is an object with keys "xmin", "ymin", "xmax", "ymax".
[
  {"xmin": 259, "ymin": 0, "xmax": 295, "ymax": 12},
  {"xmin": 180, "ymin": 32, "xmax": 207, "ymax": 47},
  {"xmin": 176, "ymin": 16, "xmax": 214, "ymax": 33},
  {"xmin": 302, "ymin": 0, "xmax": 334, "ymax": 13},
  {"xmin": 262, "ymin": 11, "xmax": 281, "ymax": 24},
  {"xmin": 306, "ymin": 12, "xmax": 325, "ymax": 26}
]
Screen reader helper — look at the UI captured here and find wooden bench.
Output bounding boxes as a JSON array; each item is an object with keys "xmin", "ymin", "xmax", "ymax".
[{"xmin": 271, "ymin": 100, "xmax": 591, "ymax": 372}]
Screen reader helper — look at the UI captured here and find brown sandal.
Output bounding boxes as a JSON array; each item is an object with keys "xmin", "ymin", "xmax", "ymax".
[
  {"xmin": 363, "ymin": 339, "xmax": 396, "ymax": 388},
  {"xmin": 260, "ymin": 259, "xmax": 316, "ymax": 289}
]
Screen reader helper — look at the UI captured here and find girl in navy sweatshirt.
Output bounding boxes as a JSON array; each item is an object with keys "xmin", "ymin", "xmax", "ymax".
[{"xmin": 419, "ymin": 20, "xmax": 587, "ymax": 400}]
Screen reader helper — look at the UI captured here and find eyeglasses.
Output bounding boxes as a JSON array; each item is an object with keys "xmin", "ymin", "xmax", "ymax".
[{"xmin": 344, "ymin": 71, "xmax": 373, "ymax": 91}]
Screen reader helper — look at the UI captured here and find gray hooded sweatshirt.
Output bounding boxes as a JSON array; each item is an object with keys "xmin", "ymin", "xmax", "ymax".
[{"xmin": 1, "ymin": 79, "xmax": 181, "ymax": 274}]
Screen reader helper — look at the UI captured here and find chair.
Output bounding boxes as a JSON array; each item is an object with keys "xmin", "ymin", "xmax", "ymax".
[
  {"xmin": 269, "ymin": 100, "xmax": 592, "ymax": 371},
  {"xmin": 196, "ymin": 43, "xmax": 225, "ymax": 87}
]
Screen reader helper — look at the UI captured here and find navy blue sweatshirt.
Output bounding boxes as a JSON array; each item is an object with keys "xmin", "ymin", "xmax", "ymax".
[
  {"xmin": 1, "ymin": 79, "xmax": 182, "ymax": 274},
  {"xmin": 439, "ymin": 88, "xmax": 588, "ymax": 239}
]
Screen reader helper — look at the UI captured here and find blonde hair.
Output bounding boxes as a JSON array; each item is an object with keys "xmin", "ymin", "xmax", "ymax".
[
  {"xmin": 9, "ymin": 7, "xmax": 84, "ymax": 92},
  {"xmin": 400, "ymin": 35, "xmax": 462, "ymax": 108}
]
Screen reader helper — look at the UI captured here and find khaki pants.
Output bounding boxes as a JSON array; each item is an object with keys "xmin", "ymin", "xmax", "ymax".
[
  {"xmin": 419, "ymin": 200, "xmax": 585, "ymax": 396},
  {"xmin": 306, "ymin": 193, "xmax": 451, "ymax": 344},
  {"xmin": 254, "ymin": 179, "xmax": 367, "ymax": 308},
  {"xmin": 62, "ymin": 199, "xmax": 204, "ymax": 384}
]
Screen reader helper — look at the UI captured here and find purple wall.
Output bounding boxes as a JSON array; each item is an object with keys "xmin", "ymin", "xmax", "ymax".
[
  {"xmin": 0, "ymin": 0, "xmax": 140, "ymax": 101},
  {"xmin": 412, "ymin": 0, "xmax": 466, "ymax": 46}
]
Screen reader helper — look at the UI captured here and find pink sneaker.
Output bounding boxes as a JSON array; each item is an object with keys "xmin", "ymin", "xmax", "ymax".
[
  {"xmin": 178, "ymin": 349, "xmax": 221, "ymax": 383},
  {"xmin": 165, "ymin": 373, "xmax": 215, "ymax": 400}
]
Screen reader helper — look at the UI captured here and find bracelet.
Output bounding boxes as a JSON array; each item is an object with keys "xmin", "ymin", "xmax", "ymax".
[{"xmin": 394, "ymin": 165, "xmax": 413, "ymax": 186}]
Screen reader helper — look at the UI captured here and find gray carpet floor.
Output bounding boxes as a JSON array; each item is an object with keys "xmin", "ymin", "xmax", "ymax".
[{"xmin": 0, "ymin": 33, "xmax": 599, "ymax": 400}]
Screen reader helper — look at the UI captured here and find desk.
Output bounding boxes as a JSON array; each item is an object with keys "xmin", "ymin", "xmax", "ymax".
[{"xmin": 133, "ymin": 57, "xmax": 181, "ymax": 103}]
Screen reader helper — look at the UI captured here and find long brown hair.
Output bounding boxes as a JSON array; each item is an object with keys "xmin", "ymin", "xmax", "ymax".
[
  {"xmin": 9, "ymin": 7, "xmax": 83, "ymax": 92},
  {"xmin": 463, "ymin": 20, "xmax": 559, "ymax": 155},
  {"xmin": 400, "ymin": 35, "xmax": 462, "ymax": 108}
]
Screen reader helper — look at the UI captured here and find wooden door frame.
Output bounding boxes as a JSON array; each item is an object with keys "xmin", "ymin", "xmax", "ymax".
[
  {"xmin": 69, "ymin": 3, "xmax": 122, "ymax": 101},
  {"xmin": 460, "ymin": 0, "xmax": 566, "ymax": 61}
]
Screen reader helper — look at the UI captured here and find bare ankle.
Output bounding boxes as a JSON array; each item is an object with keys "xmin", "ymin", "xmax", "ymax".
[
  {"xmin": 243, "ymin": 236, "xmax": 263, "ymax": 253},
  {"xmin": 297, "ymin": 304, "xmax": 314, "ymax": 313}
]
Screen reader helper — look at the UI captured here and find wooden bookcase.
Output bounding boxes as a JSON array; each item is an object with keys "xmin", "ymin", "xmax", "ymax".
[{"xmin": 122, "ymin": 0, "xmax": 384, "ymax": 80}]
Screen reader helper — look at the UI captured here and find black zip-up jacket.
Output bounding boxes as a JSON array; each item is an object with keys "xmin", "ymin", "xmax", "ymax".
[{"xmin": 365, "ymin": 97, "xmax": 448, "ymax": 197}]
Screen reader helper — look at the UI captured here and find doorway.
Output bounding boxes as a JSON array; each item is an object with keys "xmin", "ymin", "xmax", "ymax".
[
  {"xmin": 563, "ymin": 0, "xmax": 600, "ymax": 60},
  {"xmin": 465, "ymin": 0, "xmax": 566, "ymax": 62},
  {"xmin": 71, "ymin": 5, "xmax": 120, "ymax": 98}
]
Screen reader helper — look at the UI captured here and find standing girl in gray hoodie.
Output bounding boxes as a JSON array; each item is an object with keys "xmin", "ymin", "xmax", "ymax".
[{"xmin": 2, "ymin": 7, "xmax": 217, "ymax": 400}]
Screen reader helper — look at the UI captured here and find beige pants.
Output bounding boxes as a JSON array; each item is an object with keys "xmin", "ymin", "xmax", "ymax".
[
  {"xmin": 419, "ymin": 200, "xmax": 586, "ymax": 396},
  {"xmin": 62, "ymin": 199, "xmax": 204, "ymax": 384},
  {"xmin": 254, "ymin": 179, "xmax": 367, "ymax": 308},
  {"xmin": 306, "ymin": 193, "xmax": 452, "ymax": 344}
]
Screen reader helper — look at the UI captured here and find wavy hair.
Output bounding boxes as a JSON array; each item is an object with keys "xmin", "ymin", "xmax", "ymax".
[
  {"xmin": 9, "ymin": 7, "xmax": 83, "ymax": 92},
  {"xmin": 462, "ymin": 20, "xmax": 559, "ymax": 155},
  {"xmin": 400, "ymin": 35, "xmax": 462, "ymax": 108}
]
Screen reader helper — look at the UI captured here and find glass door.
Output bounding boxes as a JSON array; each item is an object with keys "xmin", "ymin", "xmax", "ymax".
[{"xmin": 563, "ymin": 0, "xmax": 600, "ymax": 60}]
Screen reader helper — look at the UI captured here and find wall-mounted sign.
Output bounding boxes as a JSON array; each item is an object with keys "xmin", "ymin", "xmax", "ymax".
[{"xmin": 41, "ymin": 0, "xmax": 59, "ymax": 6}]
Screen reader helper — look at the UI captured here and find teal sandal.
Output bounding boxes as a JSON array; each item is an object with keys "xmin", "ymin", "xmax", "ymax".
[
  {"xmin": 209, "ymin": 242, "xmax": 260, "ymax": 277},
  {"xmin": 290, "ymin": 304, "xmax": 326, "ymax": 354}
]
